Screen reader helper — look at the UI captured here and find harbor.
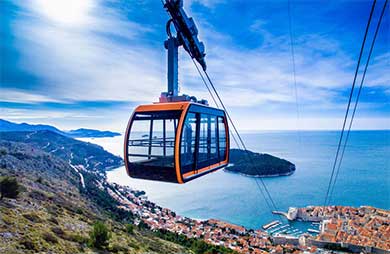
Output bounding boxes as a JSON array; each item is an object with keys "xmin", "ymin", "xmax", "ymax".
[{"xmin": 262, "ymin": 220, "xmax": 322, "ymax": 238}]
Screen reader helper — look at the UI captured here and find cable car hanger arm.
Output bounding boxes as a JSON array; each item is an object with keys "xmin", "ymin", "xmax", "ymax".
[
  {"xmin": 163, "ymin": 0, "xmax": 207, "ymax": 71},
  {"xmin": 160, "ymin": 0, "xmax": 208, "ymax": 103}
]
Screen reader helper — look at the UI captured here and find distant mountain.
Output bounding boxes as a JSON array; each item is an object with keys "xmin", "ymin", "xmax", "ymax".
[
  {"xmin": 0, "ymin": 119, "xmax": 121, "ymax": 138},
  {"xmin": 66, "ymin": 128, "xmax": 120, "ymax": 138},
  {"xmin": 225, "ymin": 149, "xmax": 295, "ymax": 177},
  {"xmin": 0, "ymin": 119, "xmax": 62, "ymax": 133}
]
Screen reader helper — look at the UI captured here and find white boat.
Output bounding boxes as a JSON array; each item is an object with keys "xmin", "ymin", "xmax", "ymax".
[{"xmin": 308, "ymin": 228, "xmax": 320, "ymax": 234}]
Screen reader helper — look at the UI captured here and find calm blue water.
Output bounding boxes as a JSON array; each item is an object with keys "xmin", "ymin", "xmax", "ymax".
[{"xmin": 104, "ymin": 130, "xmax": 389, "ymax": 230}]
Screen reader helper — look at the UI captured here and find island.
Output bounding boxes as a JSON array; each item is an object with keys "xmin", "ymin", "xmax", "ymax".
[
  {"xmin": 225, "ymin": 148, "xmax": 295, "ymax": 177},
  {"xmin": 65, "ymin": 128, "xmax": 121, "ymax": 138}
]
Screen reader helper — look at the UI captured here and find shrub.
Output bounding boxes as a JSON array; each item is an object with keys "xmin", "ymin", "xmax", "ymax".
[
  {"xmin": 20, "ymin": 238, "xmax": 38, "ymax": 251},
  {"xmin": 48, "ymin": 215, "xmax": 59, "ymax": 224},
  {"xmin": 126, "ymin": 224, "xmax": 134, "ymax": 234},
  {"xmin": 51, "ymin": 227, "xmax": 65, "ymax": 237},
  {"xmin": 191, "ymin": 240, "xmax": 210, "ymax": 254},
  {"xmin": 76, "ymin": 207, "xmax": 84, "ymax": 215},
  {"xmin": 42, "ymin": 232, "xmax": 58, "ymax": 244},
  {"xmin": 36, "ymin": 176, "xmax": 43, "ymax": 184},
  {"xmin": 0, "ymin": 176, "xmax": 19, "ymax": 199},
  {"xmin": 23, "ymin": 213, "xmax": 42, "ymax": 223},
  {"xmin": 109, "ymin": 243, "xmax": 128, "ymax": 253},
  {"xmin": 127, "ymin": 241, "xmax": 140, "ymax": 250},
  {"xmin": 89, "ymin": 221, "xmax": 110, "ymax": 249},
  {"xmin": 137, "ymin": 220, "xmax": 149, "ymax": 230}
]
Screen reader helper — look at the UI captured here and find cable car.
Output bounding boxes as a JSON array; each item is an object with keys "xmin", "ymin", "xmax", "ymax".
[
  {"xmin": 124, "ymin": 0, "xmax": 230, "ymax": 183},
  {"xmin": 124, "ymin": 101, "xmax": 229, "ymax": 183}
]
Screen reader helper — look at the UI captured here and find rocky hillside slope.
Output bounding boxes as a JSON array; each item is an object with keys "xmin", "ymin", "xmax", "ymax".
[{"xmin": 0, "ymin": 132, "xmax": 189, "ymax": 254}]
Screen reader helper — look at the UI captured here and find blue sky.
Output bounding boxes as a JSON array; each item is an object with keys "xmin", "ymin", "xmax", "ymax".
[{"xmin": 0, "ymin": 0, "xmax": 389, "ymax": 131}]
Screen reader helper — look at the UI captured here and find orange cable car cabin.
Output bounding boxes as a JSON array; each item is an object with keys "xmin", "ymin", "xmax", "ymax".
[
  {"xmin": 124, "ymin": 101, "xmax": 229, "ymax": 183},
  {"xmin": 124, "ymin": 0, "xmax": 230, "ymax": 183}
]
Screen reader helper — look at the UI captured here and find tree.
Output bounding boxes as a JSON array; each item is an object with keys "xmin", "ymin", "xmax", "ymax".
[
  {"xmin": 0, "ymin": 176, "xmax": 19, "ymax": 200},
  {"xmin": 137, "ymin": 220, "xmax": 150, "ymax": 230},
  {"xmin": 126, "ymin": 224, "xmax": 134, "ymax": 234},
  {"xmin": 89, "ymin": 221, "xmax": 110, "ymax": 249}
]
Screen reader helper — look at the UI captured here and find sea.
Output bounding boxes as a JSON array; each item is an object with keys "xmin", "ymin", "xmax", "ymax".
[{"xmin": 80, "ymin": 130, "xmax": 389, "ymax": 233}]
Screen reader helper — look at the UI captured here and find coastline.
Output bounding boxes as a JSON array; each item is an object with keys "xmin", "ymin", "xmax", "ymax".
[
  {"xmin": 90, "ymin": 132, "xmax": 390, "ymax": 230},
  {"xmin": 223, "ymin": 168, "xmax": 295, "ymax": 178}
]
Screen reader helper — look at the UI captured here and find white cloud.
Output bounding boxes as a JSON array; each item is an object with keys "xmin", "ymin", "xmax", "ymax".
[
  {"xmin": 186, "ymin": 0, "xmax": 225, "ymax": 9},
  {"xmin": 12, "ymin": 0, "xmax": 163, "ymax": 103},
  {"xmin": 0, "ymin": 89, "xmax": 64, "ymax": 104},
  {"xmin": 2, "ymin": 0, "xmax": 388, "ymax": 130}
]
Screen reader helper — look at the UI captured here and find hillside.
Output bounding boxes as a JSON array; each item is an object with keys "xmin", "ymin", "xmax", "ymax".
[
  {"xmin": 0, "ymin": 131, "xmax": 236, "ymax": 254},
  {"xmin": 0, "ymin": 140, "xmax": 189, "ymax": 254},
  {"xmin": 225, "ymin": 149, "xmax": 295, "ymax": 177},
  {"xmin": 0, "ymin": 119, "xmax": 121, "ymax": 138},
  {"xmin": 0, "ymin": 131, "xmax": 123, "ymax": 172}
]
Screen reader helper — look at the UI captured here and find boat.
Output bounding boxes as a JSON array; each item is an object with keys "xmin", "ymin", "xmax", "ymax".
[{"xmin": 308, "ymin": 228, "xmax": 320, "ymax": 234}]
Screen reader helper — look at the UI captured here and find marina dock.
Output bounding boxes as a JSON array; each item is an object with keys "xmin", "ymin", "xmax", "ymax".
[{"xmin": 262, "ymin": 220, "xmax": 281, "ymax": 230}]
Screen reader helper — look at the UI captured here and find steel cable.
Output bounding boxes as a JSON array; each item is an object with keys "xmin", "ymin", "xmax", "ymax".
[
  {"xmin": 324, "ymin": 0, "xmax": 377, "ymax": 207},
  {"xmin": 327, "ymin": 0, "xmax": 388, "ymax": 204}
]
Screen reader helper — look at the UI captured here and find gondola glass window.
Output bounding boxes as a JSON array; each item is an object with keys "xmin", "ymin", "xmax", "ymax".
[
  {"xmin": 127, "ymin": 111, "xmax": 181, "ymax": 182},
  {"xmin": 181, "ymin": 113, "xmax": 196, "ymax": 172},
  {"xmin": 180, "ymin": 113, "xmax": 226, "ymax": 173},
  {"xmin": 218, "ymin": 116, "xmax": 227, "ymax": 161}
]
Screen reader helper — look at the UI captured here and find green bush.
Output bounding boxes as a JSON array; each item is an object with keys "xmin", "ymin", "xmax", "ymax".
[
  {"xmin": 42, "ymin": 232, "xmax": 58, "ymax": 244},
  {"xmin": 36, "ymin": 176, "xmax": 43, "ymax": 184},
  {"xmin": 89, "ymin": 221, "xmax": 111, "ymax": 249},
  {"xmin": 154, "ymin": 229, "xmax": 236, "ymax": 254},
  {"xmin": 191, "ymin": 240, "xmax": 210, "ymax": 254},
  {"xmin": 126, "ymin": 224, "xmax": 134, "ymax": 234},
  {"xmin": 76, "ymin": 207, "xmax": 84, "ymax": 215},
  {"xmin": 109, "ymin": 243, "xmax": 128, "ymax": 253},
  {"xmin": 19, "ymin": 238, "xmax": 38, "ymax": 251},
  {"xmin": 51, "ymin": 227, "xmax": 65, "ymax": 237},
  {"xmin": 22, "ymin": 213, "xmax": 43, "ymax": 223},
  {"xmin": 137, "ymin": 220, "xmax": 149, "ymax": 230},
  {"xmin": 0, "ymin": 176, "xmax": 19, "ymax": 199}
]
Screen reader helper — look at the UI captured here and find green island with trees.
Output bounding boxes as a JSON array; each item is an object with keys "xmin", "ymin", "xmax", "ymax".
[{"xmin": 225, "ymin": 148, "xmax": 296, "ymax": 177}]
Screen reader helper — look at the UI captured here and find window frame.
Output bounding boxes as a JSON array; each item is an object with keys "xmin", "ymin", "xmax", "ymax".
[{"xmin": 178, "ymin": 103, "xmax": 229, "ymax": 181}]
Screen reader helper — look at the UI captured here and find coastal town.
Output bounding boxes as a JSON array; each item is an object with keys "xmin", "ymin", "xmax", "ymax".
[
  {"xmin": 105, "ymin": 181, "xmax": 390, "ymax": 253},
  {"xmin": 107, "ymin": 182, "xmax": 292, "ymax": 253},
  {"xmin": 311, "ymin": 206, "xmax": 389, "ymax": 251}
]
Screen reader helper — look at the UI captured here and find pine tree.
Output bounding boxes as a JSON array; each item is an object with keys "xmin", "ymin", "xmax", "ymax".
[{"xmin": 0, "ymin": 176, "xmax": 19, "ymax": 200}]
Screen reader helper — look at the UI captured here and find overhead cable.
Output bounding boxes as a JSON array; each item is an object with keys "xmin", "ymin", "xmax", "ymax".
[
  {"xmin": 327, "ymin": 0, "xmax": 388, "ymax": 204},
  {"xmin": 324, "ymin": 0, "xmax": 377, "ymax": 207}
]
